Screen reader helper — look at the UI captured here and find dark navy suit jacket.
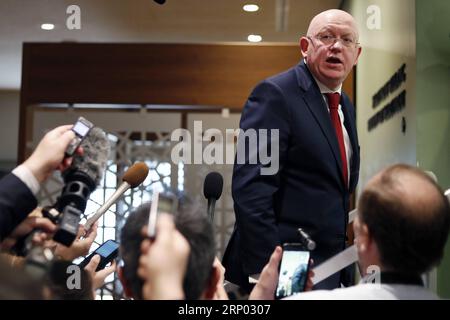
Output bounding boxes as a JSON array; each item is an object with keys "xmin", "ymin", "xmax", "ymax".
[
  {"xmin": 0, "ymin": 173, "xmax": 37, "ymax": 241},
  {"xmin": 223, "ymin": 61, "xmax": 360, "ymax": 291}
]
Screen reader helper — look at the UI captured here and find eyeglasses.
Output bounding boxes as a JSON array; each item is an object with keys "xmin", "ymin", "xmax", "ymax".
[{"xmin": 308, "ymin": 34, "xmax": 360, "ymax": 48}]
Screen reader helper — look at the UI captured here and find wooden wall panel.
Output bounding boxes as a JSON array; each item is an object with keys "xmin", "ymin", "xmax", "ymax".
[
  {"xmin": 19, "ymin": 42, "xmax": 354, "ymax": 161},
  {"xmin": 21, "ymin": 43, "xmax": 301, "ymax": 108}
]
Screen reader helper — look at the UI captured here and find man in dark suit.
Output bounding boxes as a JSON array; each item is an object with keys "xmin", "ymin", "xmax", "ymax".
[
  {"xmin": 0, "ymin": 125, "xmax": 78, "ymax": 240},
  {"xmin": 223, "ymin": 9, "xmax": 362, "ymax": 292}
]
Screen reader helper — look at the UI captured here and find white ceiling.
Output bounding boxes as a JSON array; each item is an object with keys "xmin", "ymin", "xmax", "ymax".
[{"xmin": 0, "ymin": 0, "xmax": 341, "ymax": 89}]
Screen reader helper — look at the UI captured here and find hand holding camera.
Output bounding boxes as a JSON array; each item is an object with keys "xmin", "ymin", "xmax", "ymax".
[{"xmin": 22, "ymin": 124, "xmax": 84, "ymax": 184}]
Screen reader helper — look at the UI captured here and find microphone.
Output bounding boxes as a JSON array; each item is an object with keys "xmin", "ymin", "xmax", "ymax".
[
  {"xmin": 297, "ymin": 228, "xmax": 316, "ymax": 251},
  {"xmin": 84, "ymin": 162, "xmax": 149, "ymax": 231},
  {"xmin": 14, "ymin": 127, "xmax": 110, "ymax": 254},
  {"xmin": 153, "ymin": 0, "xmax": 166, "ymax": 4},
  {"xmin": 50, "ymin": 127, "xmax": 110, "ymax": 246},
  {"xmin": 203, "ymin": 172, "xmax": 223, "ymax": 222}
]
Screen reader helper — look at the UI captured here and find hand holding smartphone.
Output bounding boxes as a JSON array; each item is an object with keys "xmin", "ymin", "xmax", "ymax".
[
  {"xmin": 275, "ymin": 243, "xmax": 311, "ymax": 299},
  {"xmin": 78, "ymin": 239, "xmax": 119, "ymax": 272}
]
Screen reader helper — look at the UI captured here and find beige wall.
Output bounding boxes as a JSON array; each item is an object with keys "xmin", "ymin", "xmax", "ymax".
[{"xmin": 344, "ymin": 0, "xmax": 417, "ymax": 196}]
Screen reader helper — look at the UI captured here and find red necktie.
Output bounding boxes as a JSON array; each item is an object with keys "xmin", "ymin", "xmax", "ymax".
[{"xmin": 325, "ymin": 92, "xmax": 348, "ymax": 187}]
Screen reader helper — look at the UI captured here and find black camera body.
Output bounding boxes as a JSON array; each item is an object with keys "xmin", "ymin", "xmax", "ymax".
[
  {"xmin": 45, "ymin": 170, "xmax": 96, "ymax": 247},
  {"xmin": 20, "ymin": 169, "xmax": 97, "ymax": 280}
]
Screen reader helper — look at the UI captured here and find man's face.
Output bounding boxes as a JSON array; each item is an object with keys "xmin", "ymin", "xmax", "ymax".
[{"xmin": 301, "ymin": 11, "xmax": 361, "ymax": 90}]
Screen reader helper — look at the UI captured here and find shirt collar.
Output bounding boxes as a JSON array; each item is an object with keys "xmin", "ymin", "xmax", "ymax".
[{"xmin": 304, "ymin": 58, "xmax": 342, "ymax": 94}]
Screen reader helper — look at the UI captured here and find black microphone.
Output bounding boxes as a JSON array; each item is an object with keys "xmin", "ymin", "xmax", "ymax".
[
  {"xmin": 154, "ymin": 0, "xmax": 166, "ymax": 4},
  {"xmin": 297, "ymin": 228, "xmax": 316, "ymax": 251},
  {"xmin": 203, "ymin": 172, "xmax": 223, "ymax": 222}
]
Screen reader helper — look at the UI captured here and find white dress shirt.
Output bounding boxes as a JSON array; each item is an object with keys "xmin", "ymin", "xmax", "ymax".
[
  {"xmin": 12, "ymin": 164, "xmax": 40, "ymax": 196},
  {"xmin": 284, "ymin": 283, "xmax": 439, "ymax": 300}
]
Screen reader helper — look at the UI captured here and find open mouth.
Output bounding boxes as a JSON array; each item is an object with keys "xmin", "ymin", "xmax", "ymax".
[{"xmin": 326, "ymin": 57, "xmax": 343, "ymax": 64}]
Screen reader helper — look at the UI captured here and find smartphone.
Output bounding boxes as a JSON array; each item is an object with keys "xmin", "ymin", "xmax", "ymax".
[
  {"xmin": 147, "ymin": 192, "xmax": 178, "ymax": 239},
  {"xmin": 78, "ymin": 239, "xmax": 119, "ymax": 271},
  {"xmin": 65, "ymin": 117, "xmax": 94, "ymax": 157},
  {"xmin": 275, "ymin": 243, "xmax": 311, "ymax": 299}
]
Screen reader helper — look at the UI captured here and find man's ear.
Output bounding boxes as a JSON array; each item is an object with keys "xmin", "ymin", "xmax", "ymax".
[
  {"xmin": 354, "ymin": 217, "xmax": 370, "ymax": 253},
  {"xmin": 117, "ymin": 266, "xmax": 134, "ymax": 299},
  {"xmin": 300, "ymin": 37, "xmax": 309, "ymax": 59},
  {"xmin": 354, "ymin": 46, "xmax": 362, "ymax": 66},
  {"xmin": 202, "ymin": 265, "xmax": 221, "ymax": 300}
]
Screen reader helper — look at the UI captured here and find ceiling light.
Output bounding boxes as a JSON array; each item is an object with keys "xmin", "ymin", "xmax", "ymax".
[
  {"xmin": 247, "ymin": 34, "xmax": 262, "ymax": 43},
  {"xmin": 243, "ymin": 4, "xmax": 259, "ymax": 12},
  {"xmin": 41, "ymin": 23, "xmax": 55, "ymax": 30}
]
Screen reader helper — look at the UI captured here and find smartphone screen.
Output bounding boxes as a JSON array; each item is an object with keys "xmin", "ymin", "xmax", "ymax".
[
  {"xmin": 275, "ymin": 245, "xmax": 310, "ymax": 299},
  {"xmin": 66, "ymin": 117, "xmax": 93, "ymax": 156},
  {"xmin": 96, "ymin": 239, "xmax": 119, "ymax": 258},
  {"xmin": 78, "ymin": 240, "xmax": 119, "ymax": 271},
  {"xmin": 147, "ymin": 192, "xmax": 178, "ymax": 239},
  {"xmin": 157, "ymin": 194, "xmax": 178, "ymax": 215},
  {"xmin": 72, "ymin": 120, "xmax": 90, "ymax": 137}
]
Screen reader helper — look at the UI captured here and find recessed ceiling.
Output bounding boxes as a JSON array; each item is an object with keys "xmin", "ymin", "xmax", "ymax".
[{"xmin": 0, "ymin": 0, "xmax": 341, "ymax": 89}]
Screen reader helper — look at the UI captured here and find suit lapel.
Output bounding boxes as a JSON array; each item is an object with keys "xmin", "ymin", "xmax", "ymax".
[{"xmin": 295, "ymin": 62, "xmax": 345, "ymax": 188}]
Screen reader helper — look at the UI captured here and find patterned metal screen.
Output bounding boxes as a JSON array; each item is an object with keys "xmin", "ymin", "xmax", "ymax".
[{"xmin": 31, "ymin": 107, "xmax": 239, "ymax": 299}]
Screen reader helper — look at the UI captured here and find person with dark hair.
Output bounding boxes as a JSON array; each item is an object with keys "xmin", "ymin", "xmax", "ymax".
[
  {"xmin": 119, "ymin": 196, "xmax": 224, "ymax": 300},
  {"xmin": 250, "ymin": 164, "xmax": 450, "ymax": 299},
  {"xmin": 138, "ymin": 213, "xmax": 191, "ymax": 300}
]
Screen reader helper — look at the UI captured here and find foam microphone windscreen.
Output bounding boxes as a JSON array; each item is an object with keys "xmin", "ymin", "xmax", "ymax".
[
  {"xmin": 203, "ymin": 172, "xmax": 223, "ymax": 200},
  {"xmin": 64, "ymin": 127, "xmax": 110, "ymax": 186},
  {"xmin": 123, "ymin": 162, "xmax": 149, "ymax": 188}
]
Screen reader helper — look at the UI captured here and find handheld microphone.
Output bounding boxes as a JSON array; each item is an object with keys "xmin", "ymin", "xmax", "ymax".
[
  {"xmin": 203, "ymin": 172, "xmax": 223, "ymax": 222},
  {"xmin": 84, "ymin": 162, "xmax": 149, "ymax": 231},
  {"xmin": 297, "ymin": 228, "xmax": 316, "ymax": 251}
]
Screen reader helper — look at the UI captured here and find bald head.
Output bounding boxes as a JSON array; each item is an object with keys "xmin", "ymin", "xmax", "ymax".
[
  {"xmin": 307, "ymin": 9, "xmax": 359, "ymax": 40},
  {"xmin": 358, "ymin": 164, "xmax": 450, "ymax": 274},
  {"xmin": 300, "ymin": 9, "xmax": 361, "ymax": 90},
  {"xmin": 366, "ymin": 165, "xmax": 444, "ymax": 218}
]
